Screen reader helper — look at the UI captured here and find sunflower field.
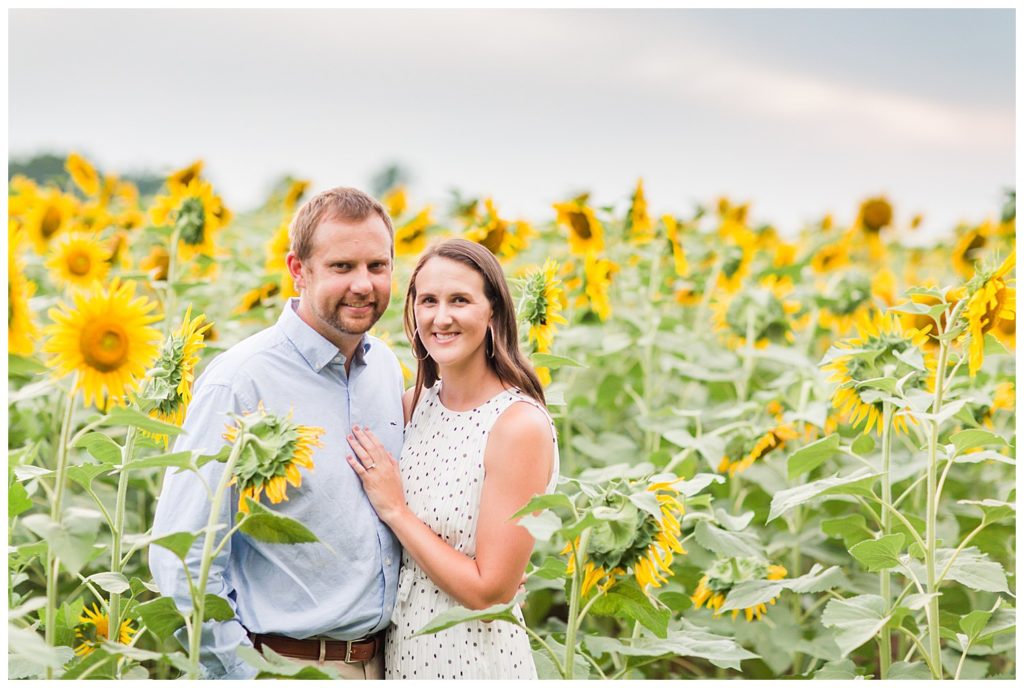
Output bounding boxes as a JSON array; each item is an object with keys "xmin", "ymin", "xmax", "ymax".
[{"xmin": 7, "ymin": 155, "xmax": 1016, "ymax": 679}]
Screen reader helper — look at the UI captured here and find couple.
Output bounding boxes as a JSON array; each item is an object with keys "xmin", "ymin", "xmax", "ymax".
[{"xmin": 150, "ymin": 187, "xmax": 558, "ymax": 679}]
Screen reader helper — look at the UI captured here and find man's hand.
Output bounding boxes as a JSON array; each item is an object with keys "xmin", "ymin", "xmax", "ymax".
[{"xmin": 346, "ymin": 425, "xmax": 407, "ymax": 524}]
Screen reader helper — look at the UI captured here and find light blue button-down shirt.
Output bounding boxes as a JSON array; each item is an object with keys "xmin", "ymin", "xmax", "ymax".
[{"xmin": 150, "ymin": 299, "xmax": 404, "ymax": 679}]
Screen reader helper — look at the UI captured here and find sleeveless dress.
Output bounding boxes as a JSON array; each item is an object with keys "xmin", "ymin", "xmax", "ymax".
[{"xmin": 384, "ymin": 383, "xmax": 560, "ymax": 679}]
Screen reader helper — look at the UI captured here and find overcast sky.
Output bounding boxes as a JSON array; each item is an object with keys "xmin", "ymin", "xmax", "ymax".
[{"xmin": 9, "ymin": 8, "xmax": 1015, "ymax": 240}]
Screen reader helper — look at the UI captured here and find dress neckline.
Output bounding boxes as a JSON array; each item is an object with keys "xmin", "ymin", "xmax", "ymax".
[{"xmin": 433, "ymin": 381, "xmax": 515, "ymax": 414}]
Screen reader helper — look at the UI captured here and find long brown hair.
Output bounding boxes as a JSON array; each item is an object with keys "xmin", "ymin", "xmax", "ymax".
[{"xmin": 404, "ymin": 238, "xmax": 545, "ymax": 413}]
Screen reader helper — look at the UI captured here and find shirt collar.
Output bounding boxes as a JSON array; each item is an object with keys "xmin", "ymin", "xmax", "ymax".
[{"xmin": 278, "ymin": 298, "xmax": 372, "ymax": 372}]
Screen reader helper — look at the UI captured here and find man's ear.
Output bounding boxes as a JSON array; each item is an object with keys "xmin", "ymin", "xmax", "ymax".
[{"xmin": 286, "ymin": 252, "xmax": 304, "ymax": 291}]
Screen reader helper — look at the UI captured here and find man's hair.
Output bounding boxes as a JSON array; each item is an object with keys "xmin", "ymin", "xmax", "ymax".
[{"xmin": 289, "ymin": 187, "xmax": 395, "ymax": 261}]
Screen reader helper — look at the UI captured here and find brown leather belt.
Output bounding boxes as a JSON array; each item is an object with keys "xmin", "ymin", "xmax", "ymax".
[{"xmin": 248, "ymin": 631, "xmax": 382, "ymax": 663}]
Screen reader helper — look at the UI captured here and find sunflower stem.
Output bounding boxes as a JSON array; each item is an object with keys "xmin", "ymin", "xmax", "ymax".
[
  {"xmin": 563, "ymin": 528, "xmax": 591, "ymax": 679},
  {"xmin": 878, "ymin": 402, "xmax": 894, "ymax": 680},
  {"xmin": 188, "ymin": 437, "xmax": 245, "ymax": 680},
  {"xmin": 107, "ymin": 424, "xmax": 138, "ymax": 679},
  {"xmin": 164, "ymin": 228, "xmax": 180, "ymax": 337},
  {"xmin": 44, "ymin": 379, "xmax": 77, "ymax": 677}
]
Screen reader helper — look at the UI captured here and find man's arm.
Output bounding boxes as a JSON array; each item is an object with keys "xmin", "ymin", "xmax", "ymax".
[{"xmin": 150, "ymin": 381, "xmax": 257, "ymax": 679}]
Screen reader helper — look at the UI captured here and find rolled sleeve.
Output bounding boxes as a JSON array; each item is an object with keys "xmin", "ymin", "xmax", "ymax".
[{"xmin": 150, "ymin": 382, "xmax": 256, "ymax": 679}]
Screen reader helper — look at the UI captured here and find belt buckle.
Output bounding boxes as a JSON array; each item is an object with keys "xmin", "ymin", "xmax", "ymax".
[{"xmin": 344, "ymin": 639, "xmax": 356, "ymax": 664}]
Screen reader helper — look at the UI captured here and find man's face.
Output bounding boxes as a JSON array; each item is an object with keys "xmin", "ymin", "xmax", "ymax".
[{"xmin": 289, "ymin": 214, "xmax": 393, "ymax": 349}]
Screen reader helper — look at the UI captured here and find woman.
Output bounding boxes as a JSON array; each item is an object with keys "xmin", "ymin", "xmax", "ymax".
[{"xmin": 345, "ymin": 238, "xmax": 558, "ymax": 679}]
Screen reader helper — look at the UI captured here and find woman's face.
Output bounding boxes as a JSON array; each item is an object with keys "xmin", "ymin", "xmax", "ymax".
[{"xmin": 413, "ymin": 257, "xmax": 493, "ymax": 369}]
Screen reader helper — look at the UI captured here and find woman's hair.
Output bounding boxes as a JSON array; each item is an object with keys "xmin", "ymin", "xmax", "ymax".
[{"xmin": 404, "ymin": 238, "xmax": 545, "ymax": 413}]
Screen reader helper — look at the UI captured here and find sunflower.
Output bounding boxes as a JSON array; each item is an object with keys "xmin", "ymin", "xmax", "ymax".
[
  {"xmin": 582, "ymin": 253, "xmax": 617, "ymax": 321},
  {"xmin": 961, "ymin": 251, "xmax": 1015, "ymax": 376},
  {"xmin": 718, "ymin": 423, "xmax": 799, "ymax": 476},
  {"xmin": 520, "ymin": 259, "xmax": 568, "ymax": 354},
  {"xmin": 811, "ymin": 239, "xmax": 850, "ymax": 274},
  {"xmin": 773, "ymin": 240, "xmax": 798, "ymax": 269},
  {"xmin": 234, "ymin": 281, "xmax": 281, "ymax": 315},
  {"xmin": 140, "ymin": 245, "xmax": 170, "ymax": 282},
  {"xmin": 952, "ymin": 221, "xmax": 991, "ymax": 279},
  {"xmin": 662, "ymin": 214, "xmax": 689, "ymax": 277},
  {"xmin": 872, "ymin": 268, "xmax": 898, "ymax": 307},
  {"xmin": 394, "ymin": 207, "xmax": 433, "ymax": 256},
  {"xmin": 45, "ymin": 232, "xmax": 112, "ymax": 290},
  {"xmin": 464, "ymin": 198, "xmax": 530, "ymax": 260},
  {"xmin": 712, "ymin": 275, "xmax": 802, "ymax": 349},
  {"xmin": 167, "ymin": 159, "xmax": 204, "ymax": 190},
  {"xmin": 265, "ymin": 222, "xmax": 298, "ymax": 299},
  {"xmin": 554, "ymin": 196, "xmax": 605, "ymax": 256},
  {"xmin": 691, "ymin": 558, "xmax": 787, "ymax": 622},
  {"xmin": 822, "ymin": 311, "xmax": 934, "ymax": 435},
  {"xmin": 225, "ymin": 404, "xmax": 325, "ymax": 513},
  {"xmin": 23, "ymin": 187, "xmax": 79, "ymax": 253},
  {"xmin": 140, "ymin": 306, "xmax": 212, "ymax": 446},
  {"xmin": 715, "ymin": 225, "xmax": 757, "ymax": 293},
  {"xmin": 43, "ymin": 278, "xmax": 163, "ymax": 409},
  {"xmin": 990, "ymin": 382, "xmax": 1015, "ymax": 414},
  {"xmin": 74, "ymin": 603, "xmax": 137, "ymax": 656},
  {"xmin": 150, "ymin": 178, "xmax": 226, "ymax": 260},
  {"xmin": 65, "ymin": 152, "xmax": 101, "ymax": 197},
  {"xmin": 856, "ymin": 196, "xmax": 893, "ymax": 234},
  {"xmin": 627, "ymin": 179, "xmax": 655, "ymax": 245},
  {"xmin": 8, "ymin": 222, "xmax": 40, "ymax": 355},
  {"xmin": 817, "ymin": 271, "xmax": 874, "ymax": 335},
  {"xmin": 283, "ymin": 179, "xmax": 310, "ymax": 212},
  {"xmin": 382, "ymin": 185, "xmax": 408, "ymax": 218},
  {"xmin": 562, "ymin": 477, "xmax": 686, "ymax": 596}
]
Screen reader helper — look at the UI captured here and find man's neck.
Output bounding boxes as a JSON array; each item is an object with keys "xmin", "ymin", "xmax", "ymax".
[{"xmin": 293, "ymin": 299, "xmax": 362, "ymax": 373}]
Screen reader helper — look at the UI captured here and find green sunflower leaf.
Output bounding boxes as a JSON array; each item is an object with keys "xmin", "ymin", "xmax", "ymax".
[
  {"xmin": 134, "ymin": 596, "xmax": 186, "ymax": 642},
  {"xmin": 412, "ymin": 599, "xmax": 521, "ymax": 636},
  {"xmin": 950, "ymin": 429, "xmax": 1009, "ymax": 455},
  {"xmin": 9, "ymin": 480, "xmax": 32, "ymax": 518},
  {"xmin": 203, "ymin": 594, "xmax": 235, "ymax": 622},
  {"xmin": 767, "ymin": 469, "xmax": 879, "ymax": 523},
  {"xmin": 237, "ymin": 498, "xmax": 319, "ymax": 545},
  {"xmin": 73, "ymin": 432, "xmax": 122, "ymax": 464},
  {"xmin": 820, "ymin": 594, "xmax": 890, "ymax": 658},
  {"xmin": 100, "ymin": 407, "xmax": 184, "ymax": 437},
  {"xmin": 849, "ymin": 533, "xmax": 904, "ymax": 572},
  {"xmin": 786, "ymin": 433, "xmax": 840, "ymax": 479},
  {"xmin": 236, "ymin": 645, "xmax": 339, "ymax": 679},
  {"xmin": 530, "ymin": 353, "xmax": 584, "ymax": 369},
  {"xmin": 588, "ymin": 579, "xmax": 669, "ymax": 638},
  {"xmin": 511, "ymin": 492, "xmax": 575, "ymax": 520},
  {"xmin": 694, "ymin": 520, "xmax": 764, "ymax": 558}
]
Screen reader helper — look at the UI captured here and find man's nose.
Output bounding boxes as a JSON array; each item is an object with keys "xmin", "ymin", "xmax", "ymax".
[{"xmin": 350, "ymin": 268, "xmax": 372, "ymax": 294}]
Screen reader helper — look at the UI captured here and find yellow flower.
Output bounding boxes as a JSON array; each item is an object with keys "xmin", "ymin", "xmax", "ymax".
[
  {"xmin": 822, "ymin": 311, "xmax": 934, "ymax": 435},
  {"xmin": 75, "ymin": 603, "xmax": 137, "ymax": 656},
  {"xmin": 283, "ymin": 179, "xmax": 310, "ymax": 212},
  {"xmin": 536, "ymin": 366, "xmax": 552, "ymax": 387},
  {"xmin": 712, "ymin": 275, "xmax": 802, "ymax": 348},
  {"xmin": 990, "ymin": 382, "xmax": 1015, "ymax": 414},
  {"xmin": 952, "ymin": 221, "xmax": 991, "ymax": 279},
  {"xmin": 23, "ymin": 187, "xmax": 80, "ymax": 253},
  {"xmin": 265, "ymin": 222, "xmax": 298, "ymax": 299},
  {"xmin": 140, "ymin": 244, "xmax": 170, "ymax": 281},
  {"xmin": 872, "ymin": 268, "xmax": 898, "ymax": 307},
  {"xmin": 45, "ymin": 232, "xmax": 112, "ymax": 290},
  {"xmin": 382, "ymin": 185, "xmax": 408, "ymax": 218},
  {"xmin": 167, "ymin": 159, "xmax": 204, "ymax": 191},
  {"xmin": 812, "ymin": 240, "xmax": 850, "ymax": 274},
  {"xmin": 962, "ymin": 251, "xmax": 1015, "ymax": 376},
  {"xmin": 520, "ymin": 259, "xmax": 568, "ymax": 353},
  {"xmin": 150, "ymin": 178, "xmax": 226, "ymax": 260},
  {"xmin": 628, "ymin": 179, "xmax": 654, "ymax": 245},
  {"xmin": 715, "ymin": 224, "xmax": 757, "ymax": 293},
  {"xmin": 583, "ymin": 254, "xmax": 617, "ymax": 321},
  {"xmin": 142, "ymin": 306, "xmax": 213, "ymax": 446},
  {"xmin": 718, "ymin": 424, "xmax": 799, "ymax": 476},
  {"xmin": 234, "ymin": 281, "xmax": 281, "ymax": 315},
  {"xmin": 464, "ymin": 198, "xmax": 527, "ymax": 260},
  {"xmin": 225, "ymin": 404, "xmax": 325, "ymax": 513},
  {"xmin": 554, "ymin": 196, "xmax": 605, "ymax": 256},
  {"xmin": 817, "ymin": 271, "xmax": 874, "ymax": 335},
  {"xmin": 691, "ymin": 560, "xmax": 787, "ymax": 622},
  {"xmin": 8, "ymin": 222, "xmax": 40, "ymax": 355},
  {"xmin": 395, "ymin": 207, "xmax": 433, "ymax": 256},
  {"xmin": 662, "ymin": 215, "xmax": 688, "ymax": 277},
  {"xmin": 66, "ymin": 152, "xmax": 101, "ymax": 197},
  {"xmin": 43, "ymin": 278, "xmax": 163, "ymax": 409},
  {"xmin": 856, "ymin": 196, "xmax": 893, "ymax": 234}
]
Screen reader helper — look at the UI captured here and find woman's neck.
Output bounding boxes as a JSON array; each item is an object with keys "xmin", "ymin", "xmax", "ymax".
[{"xmin": 437, "ymin": 357, "xmax": 504, "ymax": 410}]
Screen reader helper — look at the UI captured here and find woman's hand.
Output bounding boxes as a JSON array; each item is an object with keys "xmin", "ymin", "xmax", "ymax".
[{"xmin": 346, "ymin": 425, "xmax": 407, "ymax": 524}]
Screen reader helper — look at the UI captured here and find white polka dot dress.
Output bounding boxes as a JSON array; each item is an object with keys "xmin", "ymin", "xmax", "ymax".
[{"xmin": 384, "ymin": 383, "xmax": 559, "ymax": 679}]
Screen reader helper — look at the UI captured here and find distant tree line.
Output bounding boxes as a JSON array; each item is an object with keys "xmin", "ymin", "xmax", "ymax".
[{"xmin": 9, "ymin": 153, "xmax": 164, "ymax": 196}]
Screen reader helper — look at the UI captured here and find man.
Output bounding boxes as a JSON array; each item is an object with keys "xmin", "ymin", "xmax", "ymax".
[{"xmin": 150, "ymin": 187, "xmax": 404, "ymax": 679}]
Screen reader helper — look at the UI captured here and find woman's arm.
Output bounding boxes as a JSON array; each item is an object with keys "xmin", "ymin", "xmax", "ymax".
[{"xmin": 346, "ymin": 401, "xmax": 553, "ymax": 610}]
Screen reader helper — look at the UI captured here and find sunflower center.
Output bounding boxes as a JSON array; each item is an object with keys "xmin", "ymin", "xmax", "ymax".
[
  {"xmin": 176, "ymin": 197, "xmax": 207, "ymax": 245},
  {"xmin": 569, "ymin": 211, "xmax": 592, "ymax": 240},
  {"xmin": 81, "ymin": 320, "xmax": 131, "ymax": 372},
  {"xmin": 481, "ymin": 221, "xmax": 506, "ymax": 254},
  {"xmin": 67, "ymin": 250, "xmax": 93, "ymax": 276},
  {"xmin": 41, "ymin": 206, "xmax": 63, "ymax": 238}
]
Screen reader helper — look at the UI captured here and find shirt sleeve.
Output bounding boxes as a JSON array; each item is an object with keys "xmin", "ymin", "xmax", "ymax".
[{"xmin": 149, "ymin": 380, "xmax": 258, "ymax": 680}]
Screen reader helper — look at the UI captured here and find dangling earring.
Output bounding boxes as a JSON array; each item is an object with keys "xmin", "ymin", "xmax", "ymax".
[
  {"xmin": 487, "ymin": 325, "xmax": 496, "ymax": 359},
  {"xmin": 412, "ymin": 328, "xmax": 430, "ymax": 361}
]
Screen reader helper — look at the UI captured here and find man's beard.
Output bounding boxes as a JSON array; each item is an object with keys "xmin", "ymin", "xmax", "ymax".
[{"xmin": 316, "ymin": 299, "xmax": 384, "ymax": 337}]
